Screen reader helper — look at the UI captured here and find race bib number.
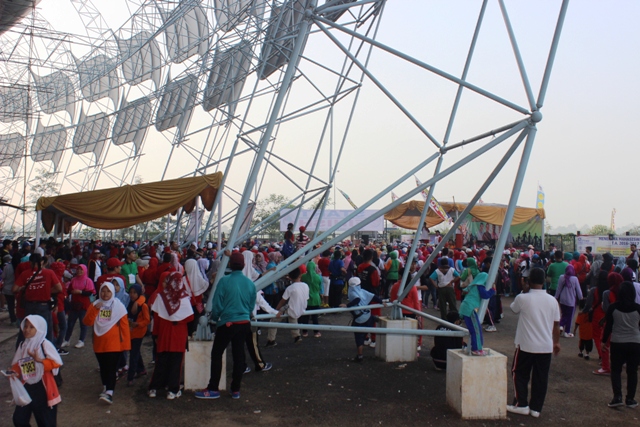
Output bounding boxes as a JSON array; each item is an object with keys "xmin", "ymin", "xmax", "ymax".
[
  {"xmin": 19, "ymin": 357, "xmax": 36, "ymax": 381},
  {"xmin": 99, "ymin": 308, "xmax": 112, "ymax": 322},
  {"xmin": 128, "ymin": 274, "xmax": 136, "ymax": 285}
]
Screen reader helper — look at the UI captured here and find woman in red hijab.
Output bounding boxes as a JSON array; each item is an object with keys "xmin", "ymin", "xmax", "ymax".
[
  {"xmin": 142, "ymin": 257, "xmax": 160, "ymax": 298},
  {"xmin": 148, "ymin": 272, "xmax": 194, "ymax": 399}
]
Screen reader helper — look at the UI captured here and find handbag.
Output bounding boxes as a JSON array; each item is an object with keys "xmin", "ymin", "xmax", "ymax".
[{"xmin": 10, "ymin": 376, "xmax": 32, "ymax": 406}]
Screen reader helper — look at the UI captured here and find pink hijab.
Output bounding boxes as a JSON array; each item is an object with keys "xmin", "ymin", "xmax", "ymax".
[{"xmin": 68, "ymin": 264, "xmax": 95, "ymax": 292}]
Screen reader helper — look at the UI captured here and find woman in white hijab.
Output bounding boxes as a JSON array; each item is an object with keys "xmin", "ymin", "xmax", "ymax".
[
  {"xmin": 242, "ymin": 251, "xmax": 260, "ymax": 281},
  {"xmin": 10, "ymin": 314, "xmax": 62, "ymax": 425},
  {"xmin": 83, "ymin": 282, "xmax": 130, "ymax": 405}
]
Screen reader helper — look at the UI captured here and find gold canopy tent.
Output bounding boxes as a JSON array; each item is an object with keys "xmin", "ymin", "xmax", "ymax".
[
  {"xmin": 384, "ymin": 200, "xmax": 545, "ymax": 230},
  {"xmin": 36, "ymin": 172, "xmax": 223, "ymax": 234}
]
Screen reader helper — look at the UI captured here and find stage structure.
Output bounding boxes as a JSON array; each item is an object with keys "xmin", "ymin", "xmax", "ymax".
[{"xmin": 0, "ymin": 1, "xmax": 569, "ymax": 337}]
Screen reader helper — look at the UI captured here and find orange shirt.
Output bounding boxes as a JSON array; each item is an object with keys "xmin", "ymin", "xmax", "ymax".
[
  {"xmin": 129, "ymin": 301, "xmax": 150, "ymax": 339},
  {"xmin": 83, "ymin": 304, "xmax": 131, "ymax": 353},
  {"xmin": 575, "ymin": 312, "xmax": 593, "ymax": 341}
]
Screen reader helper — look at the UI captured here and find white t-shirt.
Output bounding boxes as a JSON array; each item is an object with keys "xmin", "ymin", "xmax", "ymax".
[
  {"xmin": 283, "ymin": 281, "xmax": 309, "ymax": 319},
  {"xmin": 511, "ymin": 289, "xmax": 560, "ymax": 353}
]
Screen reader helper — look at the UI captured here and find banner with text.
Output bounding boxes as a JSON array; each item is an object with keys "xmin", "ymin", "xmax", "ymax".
[
  {"xmin": 279, "ymin": 209, "xmax": 384, "ymax": 233},
  {"xmin": 575, "ymin": 235, "xmax": 640, "ymax": 257}
]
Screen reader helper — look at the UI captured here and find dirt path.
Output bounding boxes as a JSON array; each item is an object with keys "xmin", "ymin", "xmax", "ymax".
[{"xmin": 1, "ymin": 297, "xmax": 638, "ymax": 426}]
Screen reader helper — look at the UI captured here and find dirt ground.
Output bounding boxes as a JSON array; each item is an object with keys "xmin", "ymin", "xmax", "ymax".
[{"xmin": 1, "ymin": 297, "xmax": 638, "ymax": 426}]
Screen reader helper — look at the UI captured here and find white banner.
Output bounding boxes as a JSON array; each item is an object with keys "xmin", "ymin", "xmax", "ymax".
[
  {"xmin": 279, "ymin": 209, "xmax": 384, "ymax": 233},
  {"xmin": 576, "ymin": 235, "xmax": 640, "ymax": 257}
]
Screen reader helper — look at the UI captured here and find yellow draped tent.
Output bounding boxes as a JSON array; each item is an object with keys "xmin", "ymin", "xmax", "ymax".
[
  {"xmin": 384, "ymin": 200, "xmax": 545, "ymax": 230},
  {"xmin": 36, "ymin": 172, "xmax": 223, "ymax": 233}
]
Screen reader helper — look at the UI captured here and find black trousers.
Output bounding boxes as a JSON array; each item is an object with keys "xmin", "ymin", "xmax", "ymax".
[
  {"xmin": 148, "ymin": 352, "xmax": 183, "ymax": 394},
  {"xmin": 5, "ymin": 294, "xmax": 17, "ymax": 323},
  {"xmin": 245, "ymin": 327, "xmax": 267, "ymax": 371},
  {"xmin": 95, "ymin": 351, "xmax": 120, "ymax": 392},
  {"xmin": 579, "ymin": 339, "xmax": 593, "ymax": 353},
  {"xmin": 13, "ymin": 381, "xmax": 57, "ymax": 427},
  {"xmin": 300, "ymin": 305, "xmax": 320, "ymax": 334},
  {"xmin": 610, "ymin": 342, "xmax": 640, "ymax": 400},
  {"xmin": 207, "ymin": 323, "xmax": 250, "ymax": 393},
  {"xmin": 511, "ymin": 347, "xmax": 552, "ymax": 412},
  {"xmin": 328, "ymin": 283, "xmax": 344, "ymax": 308}
]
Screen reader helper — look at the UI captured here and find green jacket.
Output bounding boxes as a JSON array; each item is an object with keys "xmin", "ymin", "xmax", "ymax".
[{"xmin": 212, "ymin": 271, "xmax": 257, "ymax": 325}]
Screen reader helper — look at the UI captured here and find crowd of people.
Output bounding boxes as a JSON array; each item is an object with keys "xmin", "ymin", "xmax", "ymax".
[{"xmin": 1, "ymin": 231, "xmax": 639, "ymax": 425}]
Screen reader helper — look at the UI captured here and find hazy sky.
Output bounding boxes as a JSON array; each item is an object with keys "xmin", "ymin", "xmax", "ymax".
[{"xmin": 22, "ymin": 0, "xmax": 640, "ymax": 232}]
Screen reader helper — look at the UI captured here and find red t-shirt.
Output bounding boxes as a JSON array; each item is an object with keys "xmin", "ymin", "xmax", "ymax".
[
  {"xmin": 318, "ymin": 257, "xmax": 330, "ymax": 277},
  {"xmin": 16, "ymin": 268, "xmax": 60, "ymax": 302},
  {"xmin": 390, "ymin": 281, "xmax": 421, "ymax": 313},
  {"xmin": 96, "ymin": 273, "xmax": 127, "ymax": 287}
]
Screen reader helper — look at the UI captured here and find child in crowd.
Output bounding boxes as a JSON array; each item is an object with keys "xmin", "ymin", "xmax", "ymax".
[
  {"xmin": 573, "ymin": 300, "xmax": 593, "ymax": 360},
  {"xmin": 342, "ymin": 277, "xmax": 385, "ymax": 363},
  {"xmin": 148, "ymin": 272, "xmax": 193, "ymax": 400},
  {"xmin": 127, "ymin": 284, "xmax": 149, "ymax": 386},
  {"xmin": 83, "ymin": 282, "xmax": 130, "ymax": 404},
  {"xmin": 430, "ymin": 311, "xmax": 465, "ymax": 370},
  {"xmin": 459, "ymin": 272, "xmax": 495, "ymax": 356},
  {"xmin": 8, "ymin": 315, "xmax": 62, "ymax": 426}
]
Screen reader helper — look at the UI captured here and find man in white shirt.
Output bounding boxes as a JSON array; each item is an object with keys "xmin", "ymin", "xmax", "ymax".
[
  {"xmin": 266, "ymin": 268, "xmax": 309, "ymax": 346},
  {"xmin": 508, "ymin": 267, "xmax": 561, "ymax": 419}
]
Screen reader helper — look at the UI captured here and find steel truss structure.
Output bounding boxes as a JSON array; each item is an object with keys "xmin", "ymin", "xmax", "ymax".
[{"xmin": 0, "ymin": 0, "xmax": 569, "ymax": 338}]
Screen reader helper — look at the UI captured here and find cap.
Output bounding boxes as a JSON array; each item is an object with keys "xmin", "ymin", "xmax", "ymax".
[
  {"xmin": 107, "ymin": 257, "xmax": 124, "ymax": 268},
  {"xmin": 124, "ymin": 246, "xmax": 135, "ymax": 255},
  {"xmin": 348, "ymin": 277, "xmax": 361, "ymax": 287},
  {"xmin": 299, "ymin": 225, "xmax": 306, "ymax": 232},
  {"xmin": 21, "ymin": 241, "xmax": 31, "ymax": 249},
  {"xmin": 229, "ymin": 252, "xmax": 245, "ymax": 269}
]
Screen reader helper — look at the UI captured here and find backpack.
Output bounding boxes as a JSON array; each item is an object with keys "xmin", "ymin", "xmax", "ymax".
[{"xmin": 281, "ymin": 240, "xmax": 295, "ymax": 259}]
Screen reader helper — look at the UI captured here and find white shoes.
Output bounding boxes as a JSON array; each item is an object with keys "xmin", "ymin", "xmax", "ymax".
[
  {"xmin": 167, "ymin": 391, "xmax": 182, "ymax": 400},
  {"xmin": 364, "ymin": 338, "xmax": 372, "ymax": 346},
  {"xmin": 369, "ymin": 342, "xmax": 376, "ymax": 348},
  {"xmin": 506, "ymin": 405, "xmax": 530, "ymax": 415},
  {"xmin": 75, "ymin": 341, "xmax": 85, "ymax": 348},
  {"xmin": 485, "ymin": 325, "xmax": 497, "ymax": 332},
  {"xmin": 148, "ymin": 389, "xmax": 157, "ymax": 398},
  {"xmin": 61, "ymin": 341, "xmax": 70, "ymax": 348},
  {"xmin": 530, "ymin": 410, "xmax": 540, "ymax": 418}
]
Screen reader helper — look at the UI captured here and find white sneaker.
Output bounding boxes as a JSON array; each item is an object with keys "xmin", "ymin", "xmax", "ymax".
[
  {"xmin": 485, "ymin": 325, "xmax": 497, "ymax": 332},
  {"xmin": 369, "ymin": 342, "xmax": 376, "ymax": 348},
  {"xmin": 506, "ymin": 405, "xmax": 530, "ymax": 415},
  {"xmin": 166, "ymin": 391, "xmax": 182, "ymax": 400},
  {"xmin": 61, "ymin": 341, "xmax": 70, "ymax": 348},
  {"xmin": 530, "ymin": 410, "xmax": 540, "ymax": 418},
  {"xmin": 148, "ymin": 389, "xmax": 156, "ymax": 398},
  {"xmin": 75, "ymin": 341, "xmax": 85, "ymax": 348},
  {"xmin": 364, "ymin": 338, "xmax": 372, "ymax": 346}
]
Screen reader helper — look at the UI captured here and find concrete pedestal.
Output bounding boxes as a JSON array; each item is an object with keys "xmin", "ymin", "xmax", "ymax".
[
  {"xmin": 184, "ymin": 340, "xmax": 226, "ymax": 391},
  {"xmin": 375, "ymin": 317, "xmax": 418, "ymax": 362},
  {"xmin": 446, "ymin": 348, "xmax": 507, "ymax": 420}
]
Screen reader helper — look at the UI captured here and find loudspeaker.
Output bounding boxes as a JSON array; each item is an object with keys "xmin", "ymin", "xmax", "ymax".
[{"xmin": 362, "ymin": 234, "xmax": 370, "ymax": 245}]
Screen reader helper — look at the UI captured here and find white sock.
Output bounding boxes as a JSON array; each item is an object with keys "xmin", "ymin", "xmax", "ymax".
[{"xmin": 106, "ymin": 390, "xmax": 113, "ymax": 396}]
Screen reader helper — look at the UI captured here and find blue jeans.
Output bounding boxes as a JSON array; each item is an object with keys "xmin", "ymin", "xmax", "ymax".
[
  {"xmin": 65, "ymin": 309, "xmax": 87, "ymax": 342},
  {"xmin": 55, "ymin": 310, "xmax": 67, "ymax": 348},
  {"xmin": 128, "ymin": 338, "xmax": 146, "ymax": 381}
]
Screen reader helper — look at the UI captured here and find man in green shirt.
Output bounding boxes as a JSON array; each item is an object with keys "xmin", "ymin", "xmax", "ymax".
[
  {"xmin": 545, "ymin": 251, "xmax": 568, "ymax": 297},
  {"xmin": 121, "ymin": 247, "xmax": 143, "ymax": 291}
]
